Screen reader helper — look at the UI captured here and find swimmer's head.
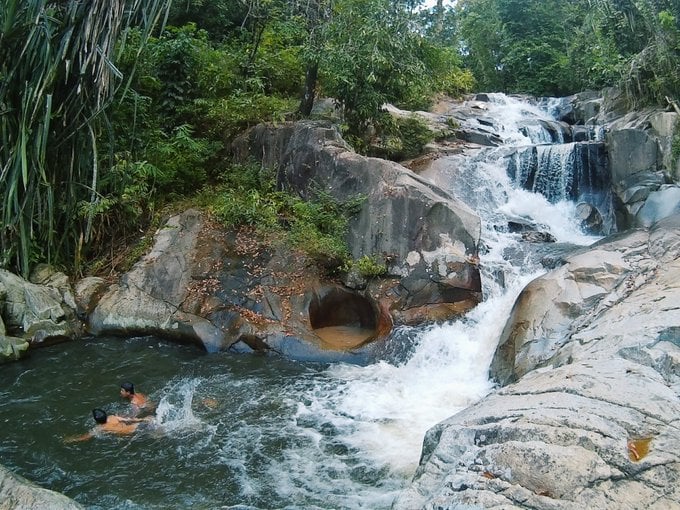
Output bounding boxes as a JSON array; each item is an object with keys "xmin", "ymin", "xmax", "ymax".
[
  {"xmin": 120, "ymin": 382, "xmax": 135, "ymax": 396},
  {"xmin": 92, "ymin": 408, "xmax": 107, "ymax": 424}
]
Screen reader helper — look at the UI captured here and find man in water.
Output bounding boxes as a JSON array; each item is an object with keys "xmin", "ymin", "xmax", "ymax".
[
  {"xmin": 120, "ymin": 381, "xmax": 153, "ymax": 415},
  {"xmin": 65, "ymin": 408, "xmax": 152, "ymax": 442}
]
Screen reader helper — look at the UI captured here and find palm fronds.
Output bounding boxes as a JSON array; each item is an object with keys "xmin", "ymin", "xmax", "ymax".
[{"xmin": 0, "ymin": 0, "xmax": 170, "ymax": 276}]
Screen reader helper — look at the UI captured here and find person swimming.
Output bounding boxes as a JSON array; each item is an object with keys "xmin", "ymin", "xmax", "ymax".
[
  {"xmin": 64, "ymin": 408, "xmax": 152, "ymax": 443},
  {"xmin": 120, "ymin": 381, "xmax": 156, "ymax": 416}
]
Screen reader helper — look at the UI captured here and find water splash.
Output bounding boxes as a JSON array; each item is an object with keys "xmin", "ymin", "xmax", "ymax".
[
  {"xmin": 154, "ymin": 378, "xmax": 208, "ymax": 435},
  {"xmin": 297, "ymin": 270, "xmax": 538, "ymax": 476}
]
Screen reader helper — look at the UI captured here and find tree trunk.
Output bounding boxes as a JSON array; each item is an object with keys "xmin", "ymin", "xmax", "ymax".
[
  {"xmin": 298, "ymin": 61, "xmax": 319, "ymax": 117},
  {"xmin": 434, "ymin": 0, "xmax": 444, "ymax": 38}
]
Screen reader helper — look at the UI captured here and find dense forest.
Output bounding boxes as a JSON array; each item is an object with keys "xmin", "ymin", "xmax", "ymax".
[{"xmin": 1, "ymin": 0, "xmax": 679, "ymax": 279}]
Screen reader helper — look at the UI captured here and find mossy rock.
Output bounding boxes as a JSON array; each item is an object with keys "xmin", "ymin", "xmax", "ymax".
[{"xmin": 0, "ymin": 335, "xmax": 29, "ymax": 363}]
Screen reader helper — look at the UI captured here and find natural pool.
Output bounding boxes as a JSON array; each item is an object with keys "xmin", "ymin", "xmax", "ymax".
[
  {"xmin": 0, "ymin": 308, "xmax": 511, "ymax": 510},
  {"xmin": 0, "ymin": 332, "xmax": 439, "ymax": 509}
]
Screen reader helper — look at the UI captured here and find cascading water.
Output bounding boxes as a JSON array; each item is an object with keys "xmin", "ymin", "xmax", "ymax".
[
  {"xmin": 290, "ymin": 94, "xmax": 604, "ymax": 499},
  {"xmin": 0, "ymin": 94, "xmax": 605, "ymax": 509}
]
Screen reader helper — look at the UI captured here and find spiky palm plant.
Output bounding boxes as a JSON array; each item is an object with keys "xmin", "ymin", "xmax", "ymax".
[{"xmin": 0, "ymin": 0, "xmax": 170, "ymax": 277}]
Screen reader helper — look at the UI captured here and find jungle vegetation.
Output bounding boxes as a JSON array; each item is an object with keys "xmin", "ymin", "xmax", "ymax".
[{"xmin": 1, "ymin": 0, "xmax": 679, "ymax": 278}]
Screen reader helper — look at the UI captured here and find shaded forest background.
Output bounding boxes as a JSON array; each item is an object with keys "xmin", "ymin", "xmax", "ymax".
[{"xmin": 1, "ymin": 0, "xmax": 679, "ymax": 279}]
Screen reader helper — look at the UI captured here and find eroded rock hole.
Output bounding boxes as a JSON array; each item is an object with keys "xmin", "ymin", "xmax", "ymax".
[{"xmin": 309, "ymin": 287, "xmax": 378, "ymax": 350}]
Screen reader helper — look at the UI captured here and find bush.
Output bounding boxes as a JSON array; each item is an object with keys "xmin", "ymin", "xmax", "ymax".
[
  {"xmin": 368, "ymin": 113, "xmax": 434, "ymax": 160},
  {"xmin": 199, "ymin": 93, "xmax": 297, "ymax": 142},
  {"xmin": 345, "ymin": 255, "xmax": 388, "ymax": 278},
  {"xmin": 210, "ymin": 172, "xmax": 365, "ymax": 273}
]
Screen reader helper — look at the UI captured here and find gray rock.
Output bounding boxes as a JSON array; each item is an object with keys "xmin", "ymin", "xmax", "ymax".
[
  {"xmin": 397, "ymin": 215, "xmax": 680, "ymax": 509},
  {"xmin": 0, "ymin": 335, "xmax": 29, "ymax": 363},
  {"xmin": 87, "ymin": 209, "xmax": 227, "ymax": 352},
  {"xmin": 607, "ymin": 128, "xmax": 659, "ymax": 189},
  {"xmin": 575, "ymin": 202, "xmax": 604, "ymax": 235},
  {"xmin": 73, "ymin": 277, "xmax": 107, "ymax": 317},
  {"xmin": 0, "ymin": 464, "xmax": 82, "ymax": 509},
  {"xmin": 234, "ymin": 120, "xmax": 483, "ymax": 322},
  {"xmin": 636, "ymin": 185, "xmax": 680, "ymax": 227},
  {"xmin": 0, "ymin": 269, "xmax": 80, "ymax": 347}
]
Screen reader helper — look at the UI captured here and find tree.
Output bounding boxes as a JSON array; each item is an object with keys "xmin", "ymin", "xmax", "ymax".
[
  {"xmin": 456, "ymin": 0, "xmax": 506, "ymax": 91},
  {"xmin": 0, "ymin": 0, "xmax": 170, "ymax": 276},
  {"xmin": 319, "ymin": 0, "xmax": 435, "ymax": 135},
  {"xmin": 589, "ymin": 0, "xmax": 680, "ymax": 105},
  {"xmin": 457, "ymin": 0, "xmax": 625, "ymax": 96},
  {"xmin": 297, "ymin": 0, "xmax": 331, "ymax": 117}
]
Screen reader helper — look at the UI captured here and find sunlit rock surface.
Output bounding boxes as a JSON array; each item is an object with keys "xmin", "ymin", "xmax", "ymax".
[
  {"xmin": 394, "ymin": 215, "xmax": 680, "ymax": 509},
  {"xmin": 0, "ymin": 464, "xmax": 83, "ymax": 509}
]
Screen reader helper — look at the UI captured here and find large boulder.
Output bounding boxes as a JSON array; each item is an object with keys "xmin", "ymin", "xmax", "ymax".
[
  {"xmin": 0, "ymin": 464, "xmax": 83, "ymax": 509},
  {"xmin": 0, "ymin": 334, "xmax": 29, "ymax": 363},
  {"xmin": 85, "ymin": 209, "xmax": 385, "ymax": 361},
  {"xmin": 395, "ymin": 215, "xmax": 680, "ymax": 509},
  {"xmin": 87, "ymin": 209, "xmax": 226, "ymax": 352},
  {"xmin": 86, "ymin": 120, "xmax": 483, "ymax": 359},
  {"xmin": 0, "ymin": 268, "xmax": 81, "ymax": 358},
  {"xmin": 564, "ymin": 90, "xmax": 680, "ymax": 230},
  {"xmin": 234, "ymin": 120, "xmax": 482, "ymax": 317}
]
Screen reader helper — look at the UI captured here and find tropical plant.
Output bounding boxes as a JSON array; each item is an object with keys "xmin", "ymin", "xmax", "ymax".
[
  {"xmin": 319, "ymin": 0, "xmax": 433, "ymax": 136},
  {"xmin": 211, "ymin": 166, "xmax": 365, "ymax": 273},
  {"xmin": 343, "ymin": 254, "xmax": 388, "ymax": 278},
  {"xmin": 598, "ymin": 0, "xmax": 680, "ymax": 106},
  {"xmin": 0, "ymin": 0, "xmax": 170, "ymax": 276}
]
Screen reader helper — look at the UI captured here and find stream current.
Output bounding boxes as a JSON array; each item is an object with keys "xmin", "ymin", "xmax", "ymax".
[{"xmin": 0, "ymin": 94, "xmax": 604, "ymax": 509}]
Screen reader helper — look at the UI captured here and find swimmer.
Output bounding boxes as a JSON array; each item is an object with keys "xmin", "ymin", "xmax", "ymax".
[
  {"xmin": 120, "ymin": 382, "xmax": 147, "ymax": 408},
  {"xmin": 64, "ymin": 408, "xmax": 152, "ymax": 443},
  {"xmin": 120, "ymin": 381, "xmax": 156, "ymax": 416}
]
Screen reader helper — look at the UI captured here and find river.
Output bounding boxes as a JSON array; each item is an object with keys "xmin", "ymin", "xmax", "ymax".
[{"xmin": 0, "ymin": 94, "xmax": 604, "ymax": 509}]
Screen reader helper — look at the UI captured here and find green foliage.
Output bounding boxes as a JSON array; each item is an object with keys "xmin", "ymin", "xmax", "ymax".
[
  {"xmin": 370, "ymin": 114, "xmax": 435, "ymax": 160},
  {"xmin": 672, "ymin": 119, "xmax": 680, "ymax": 166},
  {"xmin": 211, "ymin": 165, "xmax": 365, "ymax": 272},
  {"xmin": 456, "ymin": 0, "xmax": 680, "ymax": 104},
  {"xmin": 199, "ymin": 93, "xmax": 297, "ymax": 142},
  {"xmin": 319, "ymin": 0, "xmax": 460, "ymax": 136},
  {"xmin": 396, "ymin": 116, "xmax": 435, "ymax": 159},
  {"xmin": 419, "ymin": 45, "xmax": 476, "ymax": 100},
  {"xmin": 0, "ymin": 0, "xmax": 170, "ymax": 276},
  {"xmin": 248, "ymin": 17, "xmax": 306, "ymax": 96},
  {"xmin": 144, "ymin": 124, "xmax": 222, "ymax": 195},
  {"xmin": 287, "ymin": 196, "xmax": 351, "ymax": 267},
  {"xmin": 167, "ymin": 0, "xmax": 248, "ymax": 42},
  {"xmin": 457, "ymin": 0, "xmax": 506, "ymax": 91},
  {"xmin": 343, "ymin": 255, "xmax": 388, "ymax": 278},
  {"xmin": 11, "ymin": 0, "xmax": 680, "ymax": 279},
  {"xmin": 620, "ymin": 3, "xmax": 680, "ymax": 106}
]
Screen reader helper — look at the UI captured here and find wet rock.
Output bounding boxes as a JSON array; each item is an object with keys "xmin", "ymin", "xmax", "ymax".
[
  {"xmin": 0, "ymin": 464, "xmax": 83, "ymax": 509},
  {"xmin": 636, "ymin": 185, "xmax": 680, "ymax": 227},
  {"xmin": 576, "ymin": 202, "xmax": 604, "ymax": 235}
]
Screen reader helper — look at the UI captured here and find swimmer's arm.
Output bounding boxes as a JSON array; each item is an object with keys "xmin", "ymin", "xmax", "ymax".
[
  {"xmin": 63, "ymin": 432, "xmax": 94, "ymax": 443},
  {"xmin": 119, "ymin": 416, "xmax": 153, "ymax": 424}
]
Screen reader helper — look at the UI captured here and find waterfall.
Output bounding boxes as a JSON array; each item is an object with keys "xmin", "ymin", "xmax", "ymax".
[
  {"xmin": 507, "ymin": 142, "xmax": 609, "ymax": 203},
  {"xmin": 269, "ymin": 93, "xmax": 604, "ymax": 506},
  {"xmin": 129, "ymin": 93, "xmax": 606, "ymax": 509}
]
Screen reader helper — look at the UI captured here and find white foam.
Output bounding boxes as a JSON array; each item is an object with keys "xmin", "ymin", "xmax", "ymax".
[{"xmin": 154, "ymin": 378, "xmax": 207, "ymax": 434}]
